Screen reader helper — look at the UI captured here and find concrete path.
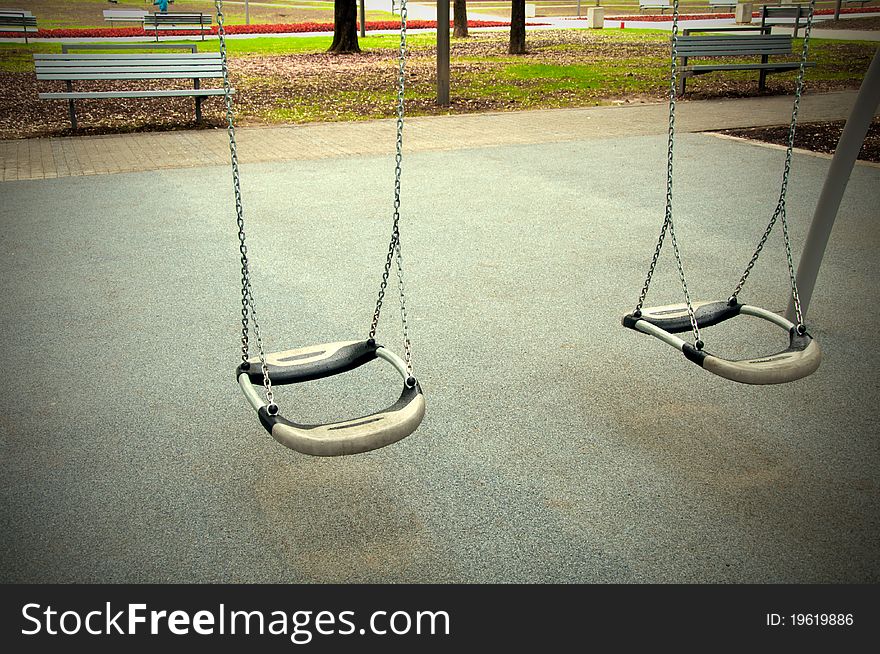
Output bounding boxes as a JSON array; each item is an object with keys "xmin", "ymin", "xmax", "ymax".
[
  {"xmin": 1, "ymin": 95, "xmax": 879, "ymax": 584},
  {"xmin": 0, "ymin": 90, "xmax": 871, "ymax": 181}
]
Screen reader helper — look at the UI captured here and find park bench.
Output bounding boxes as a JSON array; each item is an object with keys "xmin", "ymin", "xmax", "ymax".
[
  {"xmin": 0, "ymin": 9, "xmax": 37, "ymax": 44},
  {"xmin": 842, "ymin": 0, "xmax": 871, "ymax": 6},
  {"xmin": 143, "ymin": 12, "xmax": 212, "ymax": 41},
  {"xmin": 33, "ymin": 52, "xmax": 232, "ymax": 130},
  {"xmin": 707, "ymin": 0, "xmax": 737, "ymax": 10},
  {"xmin": 676, "ymin": 34, "xmax": 816, "ymax": 94},
  {"xmin": 760, "ymin": 4, "xmax": 808, "ymax": 38},
  {"xmin": 639, "ymin": 0, "xmax": 671, "ymax": 14},
  {"xmin": 102, "ymin": 9, "xmax": 148, "ymax": 25}
]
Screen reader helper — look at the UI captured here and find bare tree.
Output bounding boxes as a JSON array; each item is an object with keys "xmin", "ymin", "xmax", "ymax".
[
  {"xmin": 454, "ymin": 0, "xmax": 468, "ymax": 38},
  {"xmin": 509, "ymin": 0, "xmax": 525, "ymax": 54},
  {"xmin": 328, "ymin": 0, "xmax": 360, "ymax": 54}
]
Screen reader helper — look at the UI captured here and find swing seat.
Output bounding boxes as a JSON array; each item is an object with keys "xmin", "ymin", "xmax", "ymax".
[
  {"xmin": 236, "ymin": 340, "xmax": 425, "ymax": 456},
  {"xmin": 623, "ymin": 300, "xmax": 821, "ymax": 385}
]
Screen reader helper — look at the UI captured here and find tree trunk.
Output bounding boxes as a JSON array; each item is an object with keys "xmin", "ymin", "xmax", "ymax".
[
  {"xmin": 453, "ymin": 0, "xmax": 468, "ymax": 38},
  {"xmin": 509, "ymin": 0, "xmax": 525, "ymax": 54},
  {"xmin": 328, "ymin": 0, "xmax": 361, "ymax": 54}
]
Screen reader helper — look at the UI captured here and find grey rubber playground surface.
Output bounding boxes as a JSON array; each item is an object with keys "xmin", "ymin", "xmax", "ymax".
[{"xmin": 1, "ymin": 121, "xmax": 879, "ymax": 583}]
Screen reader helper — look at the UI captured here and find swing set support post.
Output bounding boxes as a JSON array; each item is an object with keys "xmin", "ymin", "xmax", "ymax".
[
  {"xmin": 437, "ymin": 0, "xmax": 450, "ymax": 106},
  {"xmin": 786, "ymin": 48, "xmax": 880, "ymax": 322}
]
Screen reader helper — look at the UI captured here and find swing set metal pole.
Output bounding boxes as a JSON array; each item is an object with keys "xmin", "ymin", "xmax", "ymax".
[
  {"xmin": 437, "ymin": 0, "xmax": 450, "ymax": 106},
  {"xmin": 786, "ymin": 47, "xmax": 880, "ymax": 322}
]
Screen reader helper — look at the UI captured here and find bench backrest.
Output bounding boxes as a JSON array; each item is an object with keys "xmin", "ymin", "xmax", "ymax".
[
  {"xmin": 640, "ymin": 0, "xmax": 671, "ymax": 6},
  {"xmin": 33, "ymin": 53, "xmax": 224, "ymax": 81},
  {"xmin": 676, "ymin": 35, "xmax": 794, "ymax": 58},
  {"xmin": 0, "ymin": 10, "xmax": 37, "ymax": 29},
  {"xmin": 143, "ymin": 13, "xmax": 211, "ymax": 28},
  {"xmin": 682, "ymin": 26, "xmax": 772, "ymax": 35},
  {"xmin": 707, "ymin": 0, "xmax": 736, "ymax": 6},
  {"xmin": 762, "ymin": 5, "xmax": 807, "ymax": 20},
  {"xmin": 61, "ymin": 43, "xmax": 198, "ymax": 54}
]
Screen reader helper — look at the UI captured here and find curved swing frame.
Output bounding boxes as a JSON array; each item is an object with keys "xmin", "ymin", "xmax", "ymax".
[
  {"xmin": 623, "ymin": 301, "xmax": 821, "ymax": 385},
  {"xmin": 623, "ymin": 0, "xmax": 822, "ymax": 385},
  {"xmin": 216, "ymin": 0, "xmax": 424, "ymax": 455},
  {"xmin": 237, "ymin": 341, "xmax": 425, "ymax": 456}
]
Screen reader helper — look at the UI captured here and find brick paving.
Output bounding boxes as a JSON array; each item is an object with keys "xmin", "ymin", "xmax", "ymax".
[{"xmin": 0, "ymin": 90, "xmax": 869, "ymax": 181}]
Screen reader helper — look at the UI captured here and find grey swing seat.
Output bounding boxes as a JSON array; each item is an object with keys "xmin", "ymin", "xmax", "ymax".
[
  {"xmin": 236, "ymin": 341, "xmax": 425, "ymax": 457},
  {"xmin": 217, "ymin": 0, "xmax": 424, "ymax": 456},
  {"xmin": 623, "ymin": 301, "xmax": 821, "ymax": 385}
]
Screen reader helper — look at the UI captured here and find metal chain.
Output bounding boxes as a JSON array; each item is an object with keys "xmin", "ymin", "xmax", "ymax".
[
  {"xmin": 369, "ymin": 1, "xmax": 414, "ymax": 377},
  {"xmin": 730, "ymin": 0, "xmax": 816, "ymax": 332},
  {"xmin": 216, "ymin": 0, "xmax": 275, "ymax": 406},
  {"xmin": 633, "ymin": 0, "xmax": 702, "ymax": 347}
]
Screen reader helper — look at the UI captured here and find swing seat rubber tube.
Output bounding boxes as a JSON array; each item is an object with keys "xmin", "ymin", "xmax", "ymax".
[
  {"xmin": 237, "ymin": 341, "xmax": 425, "ymax": 456},
  {"xmin": 623, "ymin": 302, "xmax": 821, "ymax": 385},
  {"xmin": 236, "ymin": 340, "xmax": 379, "ymax": 385}
]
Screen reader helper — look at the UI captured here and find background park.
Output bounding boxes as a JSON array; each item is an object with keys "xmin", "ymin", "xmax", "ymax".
[
  {"xmin": 0, "ymin": 0, "xmax": 877, "ymax": 144},
  {"xmin": 1, "ymin": 1, "xmax": 879, "ymax": 586}
]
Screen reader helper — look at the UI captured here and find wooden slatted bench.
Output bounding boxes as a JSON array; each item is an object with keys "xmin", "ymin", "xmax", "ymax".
[
  {"xmin": 676, "ymin": 34, "xmax": 816, "ymax": 94},
  {"xmin": 33, "ymin": 52, "xmax": 232, "ymax": 130},
  {"xmin": 143, "ymin": 12, "xmax": 212, "ymax": 41},
  {"xmin": 102, "ymin": 9, "xmax": 148, "ymax": 25},
  {"xmin": 707, "ymin": 0, "xmax": 737, "ymax": 10},
  {"xmin": 639, "ymin": 0, "xmax": 672, "ymax": 13},
  {"xmin": 0, "ymin": 9, "xmax": 38, "ymax": 44}
]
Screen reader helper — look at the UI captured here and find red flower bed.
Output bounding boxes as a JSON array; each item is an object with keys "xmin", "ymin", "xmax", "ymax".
[
  {"xmin": 605, "ymin": 6, "xmax": 880, "ymax": 21},
  {"xmin": 0, "ymin": 20, "xmax": 534, "ymax": 39}
]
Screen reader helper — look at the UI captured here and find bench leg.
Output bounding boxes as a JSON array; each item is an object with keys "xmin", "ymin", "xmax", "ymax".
[
  {"xmin": 66, "ymin": 81, "xmax": 77, "ymax": 130},
  {"xmin": 194, "ymin": 78, "xmax": 202, "ymax": 122},
  {"xmin": 678, "ymin": 57, "xmax": 687, "ymax": 96}
]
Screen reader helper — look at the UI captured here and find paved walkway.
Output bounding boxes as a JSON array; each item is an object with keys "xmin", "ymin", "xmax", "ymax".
[{"xmin": 0, "ymin": 90, "xmax": 870, "ymax": 181}]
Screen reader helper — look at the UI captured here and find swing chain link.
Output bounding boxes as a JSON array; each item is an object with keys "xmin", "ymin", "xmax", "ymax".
[
  {"xmin": 730, "ymin": 0, "xmax": 816, "ymax": 332},
  {"xmin": 216, "ymin": 0, "xmax": 275, "ymax": 406},
  {"xmin": 370, "ymin": 1, "xmax": 414, "ymax": 377},
  {"xmin": 634, "ymin": 0, "xmax": 702, "ymax": 347}
]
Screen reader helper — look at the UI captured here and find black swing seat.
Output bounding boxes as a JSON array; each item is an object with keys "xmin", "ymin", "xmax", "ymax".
[
  {"xmin": 236, "ymin": 340, "xmax": 425, "ymax": 456},
  {"xmin": 623, "ymin": 300, "xmax": 822, "ymax": 385}
]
